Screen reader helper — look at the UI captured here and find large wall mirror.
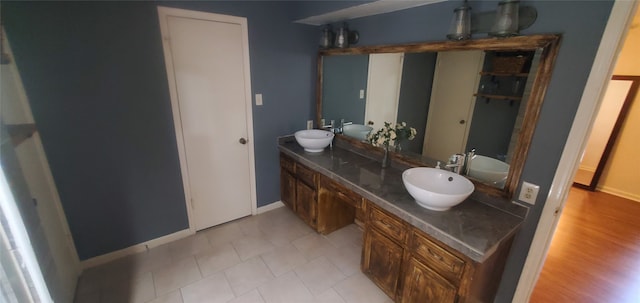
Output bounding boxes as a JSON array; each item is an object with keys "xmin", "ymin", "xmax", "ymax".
[{"xmin": 316, "ymin": 35, "xmax": 561, "ymax": 198}]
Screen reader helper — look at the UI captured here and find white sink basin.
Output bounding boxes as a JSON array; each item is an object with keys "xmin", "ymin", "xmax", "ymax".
[
  {"xmin": 467, "ymin": 155, "xmax": 509, "ymax": 188},
  {"xmin": 294, "ymin": 129, "xmax": 334, "ymax": 152},
  {"xmin": 402, "ymin": 167, "xmax": 474, "ymax": 211},
  {"xmin": 342, "ymin": 124, "xmax": 373, "ymax": 141}
]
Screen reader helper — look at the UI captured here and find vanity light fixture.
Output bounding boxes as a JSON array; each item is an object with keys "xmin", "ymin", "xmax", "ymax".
[
  {"xmin": 319, "ymin": 25, "xmax": 334, "ymax": 49},
  {"xmin": 489, "ymin": 0, "xmax": 520, "ymax": 37},
  {"xmin": 334, "ymin": 22, "xmax": 359, "ymax": 48},
  {"xmin": 447, "ymin": 0, "xmax": 472, "ymax": 41}
]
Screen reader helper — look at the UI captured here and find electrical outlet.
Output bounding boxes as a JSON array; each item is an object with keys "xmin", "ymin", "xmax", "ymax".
[
  {"xmin": 518, "ymin": 181, "xmax": 540, "ymax": 205},
  {"xmin": 359, "ymin": 89, "xmax": 365, "ymax": 99},
  {"xmin": 255, "ymin": 93, "xmax": 263, "ymax": 106},
  {"xmin": 307, "ymin": 120, "xmax": 313, "ymax": 130}
]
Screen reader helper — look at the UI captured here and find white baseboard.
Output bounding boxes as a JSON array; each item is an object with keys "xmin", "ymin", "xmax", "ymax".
[
  {"xmin": 80, "ymin": 228, "xmax": 194, "ymax": 270},
  {"xmin": 81, "ymin": 202, "xmax": 285, "ymax": 270},
  {"xmin": 597, "ymin": 186, "xmax": 640, "ymax": 203},
  {"xmin": 257, "ymin": 201, "xmax": 285, "ymax": 214}
]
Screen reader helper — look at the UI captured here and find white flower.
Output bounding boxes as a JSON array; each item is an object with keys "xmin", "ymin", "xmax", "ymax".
[{"xmin": 368, "ymin": 121, "xmax": 417, "ymax": 147}]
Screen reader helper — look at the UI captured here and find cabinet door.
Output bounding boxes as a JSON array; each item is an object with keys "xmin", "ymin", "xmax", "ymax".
[
  {"xmin": 280, "ymin": 168, "xmax": 296, "ymax": 211},
  {"xmin": 401, "ymin": 257, "xmax": 457, "ymax": 303},
  {"xmin": 362, "ymin": 227, "xmax": 404, "ymax": 299},
  {"xmin": 296, "ymin": 181, "xmax": 317, "ymax": 228}
]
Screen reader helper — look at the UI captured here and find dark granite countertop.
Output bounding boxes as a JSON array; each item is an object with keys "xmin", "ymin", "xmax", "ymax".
[{"xmin": 278, "ymin": 136, "xmax": 525, "ymax": 263}]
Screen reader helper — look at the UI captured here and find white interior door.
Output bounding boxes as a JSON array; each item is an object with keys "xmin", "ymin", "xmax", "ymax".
[
  {"xmin": 365, "ymin": 53, "xmax": 404, "ymax": 129},
  {"xmin": 159, "ymin": 8, "xmax": 255, "ymax": 231},
  {"xmin": 423, "ymin": 51, "xmax": 484, "ymax": 162}
]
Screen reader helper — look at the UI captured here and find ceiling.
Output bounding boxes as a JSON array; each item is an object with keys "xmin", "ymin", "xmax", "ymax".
[{"xmin": 294, "ymin": 0, "xmax": 448, "ymax": 26}]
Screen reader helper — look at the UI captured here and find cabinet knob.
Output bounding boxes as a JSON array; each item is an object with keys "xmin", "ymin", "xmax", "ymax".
[
  {"xmin": 239, "ymin": 138, "xmax": 247, "ymax": 144},
  {"xmin": 459, "ymin": 120, "xmax": 466, "ymax": 125}
]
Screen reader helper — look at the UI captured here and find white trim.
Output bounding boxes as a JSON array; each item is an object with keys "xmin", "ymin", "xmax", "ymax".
[
  {"xmin": 598, "ymin": 186, "xmax": 640, "ymax": 203},
  {"xmin": 0, "ymin": 168, "xmax": 52, "ymax": 302},
  {"xmin": 82, "ymin": 201, "xmax": 284, "ymax": 269},
  {"xmin": 294, "ymin": 0, "xmax": 447, "ymax": 26},
  {"xmin": 156, "ymin": 6, "xmax": 258, "ymax": 232},
  {"xmin": 2, "ymin": 29, "xmax": 80, "ymax": 268},
  {"xmin": 27, "ymin": 132, "xmax": 81, "ymax": 274},
  {"xmin": 2, "ymin": 27, "xmax": 81, "ymax": 281},
  {"xmin": 257, "ymin": 201, "xmax": 285, "ymax": 214},
  {"xmin": 513, "ymin": 1, "xmax": 638, "ymax": 302},
  {"xmin": 80, "ymin": 228, "xmax": 193, "ymax": 270}
]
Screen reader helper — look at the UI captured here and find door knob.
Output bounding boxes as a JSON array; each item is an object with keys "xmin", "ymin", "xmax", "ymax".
[
  {"xmin": 459, "ymin": 120, "xmax": 466, "ymax": 124},
  {"xmin": 239, "ymin": 138, "xmax": 247, "ymax": 144}
]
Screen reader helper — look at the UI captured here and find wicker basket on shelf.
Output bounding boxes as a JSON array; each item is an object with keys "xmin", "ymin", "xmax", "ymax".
[{"xmin": 491, "ymin": 55, "xmax": 528, "ymax": 73}]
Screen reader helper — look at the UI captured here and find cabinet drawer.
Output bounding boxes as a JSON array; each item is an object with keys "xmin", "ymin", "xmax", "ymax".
[
  {"xmin": 411, "ymin": 230, "xmax": 465, "ymax": 284},
  {"xmin": 324, "ymin": 178, "xmax": 362, "ymax": 209},
  {"xmin": 280, "ymin": 154, "xmax": 295, "ymax": 173},
  {"xmin": 369, "ymin": 204, "xmax": 406, "ymax": 244},
  {"xmin": 296, "ymin": 163, "xmax": 317, "ymax": 188}
]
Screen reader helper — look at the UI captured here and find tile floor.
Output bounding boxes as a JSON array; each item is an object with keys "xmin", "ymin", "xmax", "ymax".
[{"xmin": 74, "ymin": 206, "xmax": 392, "ymax": 303}]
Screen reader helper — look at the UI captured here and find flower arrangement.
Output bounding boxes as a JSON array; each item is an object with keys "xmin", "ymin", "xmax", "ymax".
[{"xmin": 367, "ymin": 121, "xmax": 417, "ymax": 148}]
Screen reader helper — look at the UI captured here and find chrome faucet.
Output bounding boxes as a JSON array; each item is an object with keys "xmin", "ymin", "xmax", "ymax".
[
  {"xmin": 445, "ymin": 153, "xmax": 466, "ymax": 174},
  {"xmin": 465, "ymin": 148, "xmax": 476, "ymax": 175},
  {"xmin": 338, "ymin": 119, "xmax": 353, "ymax": 134},
  {"xmin": 321, "ymin": 119, "xmax": 337, "ymax": 133}
]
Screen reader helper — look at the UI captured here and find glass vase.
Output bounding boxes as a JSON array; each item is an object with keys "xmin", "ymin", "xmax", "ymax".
[
  {"xmin": 381, "ymin": 146, "xmax": 390, "ymax": 168},
  {"xmin": 395, "ymin": 140, "xmax": 403, "ymax": 153}
]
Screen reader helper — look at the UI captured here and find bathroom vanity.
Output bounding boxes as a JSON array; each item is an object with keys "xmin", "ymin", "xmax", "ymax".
[
  {"xmin": 279, "ymin": 137, "xmax": 525, "ymax": 302},
  {"xmin": 278, "ymin": 34, "xmax": 561, "ymax": 302}
]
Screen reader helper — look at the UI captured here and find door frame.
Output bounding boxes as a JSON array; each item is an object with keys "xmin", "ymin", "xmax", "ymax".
[
  {"xmin": 157, "ymin": 6, "xmax": 257, "ymax": 233},
  {"xmin": 513, "ymin": 1, "xmax": 638, "ymax": 301}
]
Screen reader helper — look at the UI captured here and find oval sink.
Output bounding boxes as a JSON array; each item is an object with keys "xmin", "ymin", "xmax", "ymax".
[
  {"xmin": 294, "ymin": 129, "xmax": 334, "ymax": 152},
  {"xmin": 343, "ymin": 124, "xmax": 373, "ymax": 141},
  {"xmin": 402, "ymin": 167, "xmax": 474, "ymax": 211},
  {"xmin": 467, "ymin": 155, "xmax": 509, "ymax": 188}
]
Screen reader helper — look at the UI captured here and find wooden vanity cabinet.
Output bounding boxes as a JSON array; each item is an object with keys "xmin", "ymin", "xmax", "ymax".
[
  {"xmin": 280, "ymin": 153, "xmax": 513, "ymax": 302},
  {"xmin": 362, "ymin": 202, "xmax": 408, "ymax": 300},
  {"xmin": 401, "ymin": 229, "xmax": 466, "ymax": 303},
  {"xmin": 401, "ymin": 226, "xmax": 513, "ymax": 303},
  {"xmin": 280, "ymin": 153, "xmax": 360, "ymax": 234},
  {"xmin": 363, "ymin": 201, "xmax": 497, "ymax": 303},
  {"xmin": 280, "ymin": 153, "xmax": 318, "ymax": 229},
  {"xmin": 362, "ymin": 201, "xmax": 467, "ymax": 303},
  {"xmin": 317, "ymin": 175, "xmax": 360, "ymax": 234},
  {"xmin": 401, "ymin": 256, "xmax": 458, "ymax": 303},
  {"xmin": 279, "ymin": 155, "xmax": 296, "ymax": 211}
]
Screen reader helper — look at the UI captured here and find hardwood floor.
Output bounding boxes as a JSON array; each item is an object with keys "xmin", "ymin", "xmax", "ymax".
[{"xmin": 530, "ymin": 187, "xmax": 640, "ymax": 303}]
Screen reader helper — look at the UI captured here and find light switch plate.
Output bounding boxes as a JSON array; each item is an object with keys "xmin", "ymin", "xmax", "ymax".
[
  {"xmin": 255, "ymin": 93, "xmax": 263, "ymax": 106},
  {"xmin": 518, "ymin": 181, "xmax": 540, "ymax": 205}
]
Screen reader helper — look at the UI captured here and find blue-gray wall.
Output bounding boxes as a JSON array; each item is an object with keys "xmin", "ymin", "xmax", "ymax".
[
  {"xmin": 339, "ymin": 1, "xmax": 613, "ymax": 301},
  {"xmin": 322, "ymin": 55, "xmax": 369, "ymax": 125},
  {"xmin": 3, "ymin": 1, "xmax": 616, "ymax": 301},
  {"xmin": 396, "ymin": 52, "xmax": 437, "ymax": 154},
  {"xmin": 2, "ymin": 1, "xmax": 317, "ymax": 260}
]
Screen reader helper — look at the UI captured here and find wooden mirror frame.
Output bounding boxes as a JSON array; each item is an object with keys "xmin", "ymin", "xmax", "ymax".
[{"xmin": 316, "ymin": 34, "xmax": 562, "ymax": 198}]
